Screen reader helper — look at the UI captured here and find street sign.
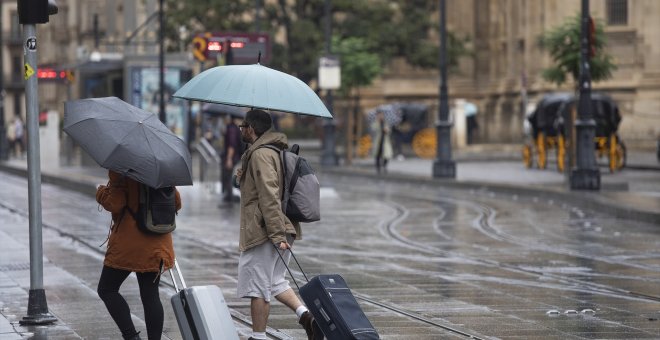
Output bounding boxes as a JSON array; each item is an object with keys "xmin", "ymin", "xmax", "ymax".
[
  {"xmin": 36, "ymin": 67, "xmax": 73, "ymax": 82},
  {"xmin": 318, "ymin": 55, "xmax": 341, "ymax": 90},
  {"xmin": 191, "ymin": 32, "xmax": 271, "ymax": 64}
]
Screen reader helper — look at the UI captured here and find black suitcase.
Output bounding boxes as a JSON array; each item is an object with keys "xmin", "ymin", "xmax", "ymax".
[{"xmin": 277, "ymin": 248, "xmax": 380, "ymax": 340}]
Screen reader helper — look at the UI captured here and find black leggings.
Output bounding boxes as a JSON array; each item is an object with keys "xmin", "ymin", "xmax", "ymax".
[{"xmin": 97, "ymin": 266, "xmax": 163, "ymax": 340}]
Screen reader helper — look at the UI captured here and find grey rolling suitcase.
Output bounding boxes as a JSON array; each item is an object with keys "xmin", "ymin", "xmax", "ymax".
[{"xmin": 169, "ymin": 259, "xmax": 239, "ymax": 340}]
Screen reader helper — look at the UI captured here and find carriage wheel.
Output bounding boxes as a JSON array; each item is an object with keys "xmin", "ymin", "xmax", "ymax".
[
  {"xmin": 522, "ymin": 144, "xmax": 533, "ymax": 168},
  {"xmin": 596, "ymin": 137, "xmax": 607, "ymax": 159},
  {"xmin": 609, "ymin": 135, "xmax": 626, "ymax": 172},
  {"xmin": 357, "ymin": 135, "xmax": 372, "ymax": 158},
  {"xmin": 556, "ymin": 135, "xmax": 566, "ymax": 172},
  {"xmin": 616, "ymin": 140, "xmax": 627, "ymax": 170},
  {"xmin": 412, "ymin": 128, "xmax": 437, "ymax": 159},
  {"xmin": 536, "ymin": 133, "xmax": 547, "ymax": 169}
]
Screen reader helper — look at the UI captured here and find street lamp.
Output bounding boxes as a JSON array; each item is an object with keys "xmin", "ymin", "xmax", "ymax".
[
  {"xmin": 569, "ymin": 0, "xmax": 600, "ymax": 190},
  {"xmin": 432, "ymin": 0, "xmax": 456, "ymax": 178},
  {"xmin": 159, "ymin": 0, "xmax": 166, "ymax": 123},
  {"xmin": 0, "ymin": 0, "xmax": 7, "ymax": 160},
  {"xmin": 16, "ymin": 0, "xmax": 59, "ymax": 325},
  {"xmin": 320, "ymin": 0, "xmax": 338, "ymax": 166}
]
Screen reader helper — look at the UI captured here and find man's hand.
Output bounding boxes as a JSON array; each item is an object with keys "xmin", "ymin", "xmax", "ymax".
[{"xmin": 278, "ymin": 241, "xmax": 291, "ymax": 250}]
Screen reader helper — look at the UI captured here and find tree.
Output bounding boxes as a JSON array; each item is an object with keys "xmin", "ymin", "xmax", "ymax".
[
  {"xmin": 164, "ymin": 0, "xmax": 470, "ymax": 86},
  {"xmin": 332, "ymin": 36, "xmax": 381, "ymax": 97},
  {"xmin": 540, "ymin": 14, "xmax": 617, "ymax": 87}
]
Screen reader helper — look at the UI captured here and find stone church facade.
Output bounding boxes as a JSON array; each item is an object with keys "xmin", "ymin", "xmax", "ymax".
[
  {"xmin": 359, "ymin": 0, "xmax": 659, "ymax": 148},
  {"xmin": 2, "ymin": 0, "xmax": 658, "ymax": 148}
]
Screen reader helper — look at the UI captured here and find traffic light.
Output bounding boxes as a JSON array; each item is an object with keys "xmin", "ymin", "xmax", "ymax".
[{"xmin": 18, "ymin": 0, "xmax": 58, "ymax": 24}]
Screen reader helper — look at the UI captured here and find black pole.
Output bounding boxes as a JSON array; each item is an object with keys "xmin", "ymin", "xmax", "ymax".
[
  {"xmin": 93, "ymin": 14, "xmax": 99, "ymax": 48},
  {"xmin": 320, "ymin": 0, "xmax": 338, "ymax": 166},
  {"xmin": 569, "ymin": 0, "xmax": 600, "ymax": 190},
  {"xmin": 0, "ymin": 0, "xmax": 8, "ymax": 160},
  {"xmin": 432, "ymin": 0, "xmax": 455, "ymax": 178},
  {"xmin": 158, "ymin": 0, "xmax": 166, "ymax": 123},
  {"xmin": 255, "ymin": 0, "xmax": 261, "ymax": 32}
]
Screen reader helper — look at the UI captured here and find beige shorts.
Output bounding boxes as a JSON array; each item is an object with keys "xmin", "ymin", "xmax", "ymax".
[{"xmin": 237, "ymin": 235, "xmax": 294, "ymax": 301}]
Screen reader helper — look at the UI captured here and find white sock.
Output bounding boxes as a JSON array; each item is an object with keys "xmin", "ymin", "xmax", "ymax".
[
  {"xmin": 251, "ymin": 331, "xmax": 267, "ymax": 339},
  {"xmin": 296, "ymin": 305, "xmax": 309, "ymax": 320}
]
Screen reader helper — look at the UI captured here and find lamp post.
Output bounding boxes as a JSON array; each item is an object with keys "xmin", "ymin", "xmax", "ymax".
[
  {"xmin": 432, "ymin": 0, "xmax": 455, "ymax": 178},
  {"xmin": 17, "ymin": 0, "xmax": 58, "ymax": 325},
  {"xmin": 320, "ymin": 0, "xmax": 338, "ymax": 166},
  {"xmin": 0, "ymin": 0, "xmax": 8, "ymax": 161},
  {"xmin": 569, "ymin": 0, "xmax": 600, "ymax": 190},
  {"xmin": 158, "ymin": 0, "xmax": 166, "ymax": 123}
]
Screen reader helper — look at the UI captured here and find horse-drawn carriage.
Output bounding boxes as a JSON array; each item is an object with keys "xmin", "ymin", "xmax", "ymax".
[
  {"xmin": 523, "ymin": 92, "xmax": 625, "ymax": 172},
  {"xmin": 358, "ymin": 103, "xmax": 431, "ymax": 158}
]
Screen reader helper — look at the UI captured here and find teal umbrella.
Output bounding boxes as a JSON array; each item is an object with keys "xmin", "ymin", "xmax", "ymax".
[{"xmin": 173, "ymin": 64, "xmax": 332, "ymax": 119}]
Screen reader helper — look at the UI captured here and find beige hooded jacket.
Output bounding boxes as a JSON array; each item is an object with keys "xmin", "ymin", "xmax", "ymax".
[{"xmin": 238, "ymin": 129, "xmax": 301, "ymax": 251}]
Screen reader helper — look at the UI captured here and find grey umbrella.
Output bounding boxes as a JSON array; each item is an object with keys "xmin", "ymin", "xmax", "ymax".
[
  {"xmin": 63, "ymin": 97, "xmax": 193, "ymax": 188},
  {"xmin": 366, "ymin": 103, "xmax": 403, "ymax": 126}
]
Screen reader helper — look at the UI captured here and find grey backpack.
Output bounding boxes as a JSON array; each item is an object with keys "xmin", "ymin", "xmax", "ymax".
[{"xmin": 261, "ymin": 144, "xmax": 320, "ymax": 223}]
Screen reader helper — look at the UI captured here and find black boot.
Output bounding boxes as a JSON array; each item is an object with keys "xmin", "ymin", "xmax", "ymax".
[
  {"xmin": 299, "ymin": 311, "xmax": 323, "ymax": 340},
  {"xmin": 122, "ymin": 331, "xmax": 142, "ymax": 340}
]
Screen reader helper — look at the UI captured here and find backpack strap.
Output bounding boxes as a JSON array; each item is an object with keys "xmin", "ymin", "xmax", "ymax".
[
  {"xmin": 124, "ymin": 183, "xmax": 145, "ymax": 229},
  {"xmin": 254, "ymin": 144, "xmax": 288, "ymax": 209}
]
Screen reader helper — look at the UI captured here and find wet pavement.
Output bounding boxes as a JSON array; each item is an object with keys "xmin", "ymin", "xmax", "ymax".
[{"xmin": 0, "ymin": 146, "xmax": 659, "ymax": 339}]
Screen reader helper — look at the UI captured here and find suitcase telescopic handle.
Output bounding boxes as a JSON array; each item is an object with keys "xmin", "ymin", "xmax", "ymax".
[
  {"xmin": 168, "ymin": 258, "xmax": 188, "ymax": 292},
  {"xmin": 274, "ymin": 245, "xmax": 309, "ymax": 291}
]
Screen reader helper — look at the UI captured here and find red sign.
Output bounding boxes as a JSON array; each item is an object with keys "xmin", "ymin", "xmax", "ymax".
[
  {"xmin": 37, "ymin": 67, "xmax": 74, "ymax": 82},
  {"xmin": 192, "ymin": 32, "xmax": 271, "ymax": 64}
]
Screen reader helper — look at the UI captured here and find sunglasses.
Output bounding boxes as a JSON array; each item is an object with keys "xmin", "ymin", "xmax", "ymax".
[{"xmin": 238, "ymin": 123, "xmax": 250, "ymax": 129}]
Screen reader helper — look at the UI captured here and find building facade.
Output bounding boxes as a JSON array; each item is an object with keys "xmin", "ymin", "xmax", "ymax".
[
  {"xmin": 1, "ymin": 0, "xmax": 658, "ymax": 149},
  {"xmin": 363, "ymin": 0, "xmax": 659, "ymax": 148}
]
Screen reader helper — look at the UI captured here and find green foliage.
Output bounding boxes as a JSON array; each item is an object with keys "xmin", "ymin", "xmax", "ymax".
[
  {"xmin": 540, "ymin": 14, "xmax": 617, "ymax": 86},
  {"xmin": 331, "ymin": 36, "xmax": 382, "ymax": 96},
  {"xmin": 162, "ymin": 0, "xmax": 471, "ymax": 92}
]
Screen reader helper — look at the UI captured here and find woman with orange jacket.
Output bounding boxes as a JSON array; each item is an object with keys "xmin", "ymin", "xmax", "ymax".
[{"xmin": 96, "ymin": 170, "xmax": 181, "ymax": 340}]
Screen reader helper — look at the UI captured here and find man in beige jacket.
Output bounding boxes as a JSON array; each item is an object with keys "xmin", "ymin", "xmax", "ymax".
[{"xmin": 235, "ymin": 109, "xmax": 321, "ymax": 340}]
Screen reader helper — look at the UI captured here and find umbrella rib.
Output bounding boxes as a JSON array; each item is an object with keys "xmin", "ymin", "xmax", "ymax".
[
  {"xmin": 140, "ymin": 123, "xmax": 158, "ymax": 186},
  {"xmin": 101, "ymin": 123, "xmax": 155, "ymax": 176}
]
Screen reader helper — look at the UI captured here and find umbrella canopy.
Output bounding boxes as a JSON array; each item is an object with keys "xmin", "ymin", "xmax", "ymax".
[
  {"xmin": 63, "ymin": 97, "xmax": 193, "ymax": 188},
  {"xmin": 173, "ymin": 64, "xmax": 332, "ymax": 119},
  {"xmin": 201, "ymin": 102, "xmax": 247, "ymax": 118},
  {"xmin": 464, "ymin": 102, "xmax": 478, "ymax": 117},
  {"xmin": 366, "ymin": 104, "xmax": 403, "ymax": 126}
]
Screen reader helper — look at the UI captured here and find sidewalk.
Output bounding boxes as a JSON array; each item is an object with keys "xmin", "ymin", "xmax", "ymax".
[
  {"xmin": 338, "ymin": 148, "xmax": 660, "ymax": 223},
  {"xmin": 0, "ymin": 145, "xmax": 659, "ymax": 339}
]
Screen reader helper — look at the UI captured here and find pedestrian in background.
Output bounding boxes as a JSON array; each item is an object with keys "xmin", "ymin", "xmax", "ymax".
[
  {"xmin": 13, "ymin": 116, "xmax": 24, "ymax": 158},
  {"xmin": 6, "ymin": 117, "xmax": 15, "ymax": 157},
  {"xmin": 371, "ymin": 110, "xmax": 393, "ymax": 174},
  {"xmin": 464, "ymin": 101, "xmax": 479, "ymax": 145},
  {"xmin": 234, "ymin": 109, "xmax": 321, "ymax": 340},
  {"xmin": 220, "ymin": 114, "xmax": 243, "ymax": 205},
  {"xmin": 95, "ymin": 170, "xmax": 181, "ymax": 340}
]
